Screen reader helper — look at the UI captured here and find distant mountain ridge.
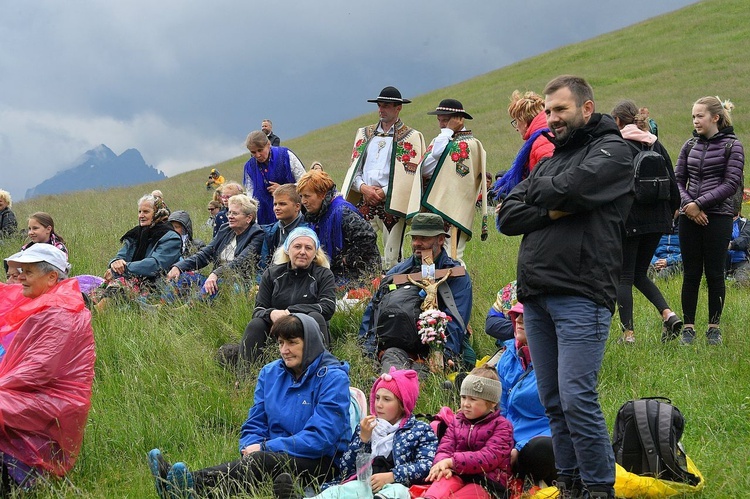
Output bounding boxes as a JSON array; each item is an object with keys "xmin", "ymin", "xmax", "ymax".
[{"xmin": 25, "ymin": 144, "xmax": 166, "ymax": 199}]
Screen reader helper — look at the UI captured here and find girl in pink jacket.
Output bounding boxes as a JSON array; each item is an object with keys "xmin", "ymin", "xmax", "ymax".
[{"xmin": 419, "ymin": 367, "xmax": 514, "ymax": 499}]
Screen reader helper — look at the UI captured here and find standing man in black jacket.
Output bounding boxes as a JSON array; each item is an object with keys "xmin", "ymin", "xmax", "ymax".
[{"xmin": 497, "ymin": 75, "xmax": 633, "ymax": 499}]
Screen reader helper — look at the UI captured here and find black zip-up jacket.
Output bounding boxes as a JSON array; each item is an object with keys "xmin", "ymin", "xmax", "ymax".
[
  {"xmin": 498, "ymin": 113, "xmax": 634, "ymax": 312},
  {"xmin": 253, "ymin": 262, "xmax": 336, "ymax": 323}
]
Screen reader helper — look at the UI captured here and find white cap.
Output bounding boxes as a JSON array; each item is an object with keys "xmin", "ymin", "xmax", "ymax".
[{"xmin": 5, "ymin": 244, "xmax": 71, "ymax": 274}]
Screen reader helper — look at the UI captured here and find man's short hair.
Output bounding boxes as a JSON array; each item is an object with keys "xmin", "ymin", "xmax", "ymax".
[
  {"xmin": 273, "ymin": 184, "xmax": 301, "ymax": 204},
  {"xmin": 544, "ymin": 75, "xmax": 594, "ymax": 107},
  {"xmin": 262, "ymin": 119, "xmax": 273, "ymax": 126}
]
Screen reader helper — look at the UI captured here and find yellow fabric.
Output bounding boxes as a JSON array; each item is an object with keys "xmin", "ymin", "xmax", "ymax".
[
  {"xmin": 530, "ymin": 458, "xmax": 705, "ymax": 498},
  {"xmin": 342, "ymin": 122, "xmax": 425, "ymax": 217}
]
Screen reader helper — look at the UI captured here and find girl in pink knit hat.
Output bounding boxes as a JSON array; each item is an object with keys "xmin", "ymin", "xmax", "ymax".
[
  {"xmin": 419, "ymin": 366, "xmax": 514, "ymax": 499},
  {"xmin": 277, "ymin": 367, "xmax": 437, "ymax": 499}
]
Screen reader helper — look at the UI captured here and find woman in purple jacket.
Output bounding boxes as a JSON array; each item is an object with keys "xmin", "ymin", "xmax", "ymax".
[{"xmin": 675, "ymin": 96, "xmax": 745, "ymax": 345}]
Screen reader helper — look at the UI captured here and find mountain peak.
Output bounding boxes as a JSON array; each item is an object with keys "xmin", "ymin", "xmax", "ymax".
[{"xmin": 25, "ymin": 145, "xmax": 166, "ymax": 199}]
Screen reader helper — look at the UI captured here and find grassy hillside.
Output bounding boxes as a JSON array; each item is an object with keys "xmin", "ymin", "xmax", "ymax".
[{"xmin": 3, "ymin": 0, "xmax": 750, "ymax": 496}]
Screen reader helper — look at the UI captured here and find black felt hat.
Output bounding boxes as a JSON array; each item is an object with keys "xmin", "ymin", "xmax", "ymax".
[
  {"xmin": 427, "ymin": 98, "xmax": 473, "ymax": 120},
  {"xmin": 367, "ymin": 86, "xmax": 412, "ymax": 104}
]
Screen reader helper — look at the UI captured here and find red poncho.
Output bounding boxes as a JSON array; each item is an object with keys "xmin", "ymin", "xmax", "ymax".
[{"xmin": 0, "ymin": 279, "xmax": 95, "ymax": 477}]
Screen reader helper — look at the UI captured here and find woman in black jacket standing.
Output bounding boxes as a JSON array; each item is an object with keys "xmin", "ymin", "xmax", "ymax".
[
  {"xmin": 240, "ymin": 227, "xmax": 336, "ymax": 362},
  {"xmin": 612, "ymin": 100, "xmax": 682, "ymax": 344}
]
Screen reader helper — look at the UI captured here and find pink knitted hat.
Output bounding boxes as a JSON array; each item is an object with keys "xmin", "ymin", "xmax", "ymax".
[{"xmin": 370, "ymin": 367, "xmax": 420, "ymax": 419}]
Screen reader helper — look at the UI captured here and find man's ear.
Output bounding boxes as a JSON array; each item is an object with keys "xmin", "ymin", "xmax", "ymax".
[{"xmin": 582, "ymin": 100, "xmax": 595, "ymax": 120}]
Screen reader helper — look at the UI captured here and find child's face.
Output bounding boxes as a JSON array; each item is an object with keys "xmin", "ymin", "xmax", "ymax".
[
  {"xmin": 374, "ymin": 388, "xmax": 404, "ymax": 425},
  {"xmin": 460, "ymin": 395, "xmax": 495, "ymax": 419}
]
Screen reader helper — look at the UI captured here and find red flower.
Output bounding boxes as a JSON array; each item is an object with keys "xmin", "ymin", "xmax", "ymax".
[
  {"xmin": 352, "ymin": 151, "xmax": 360, "ymax": 159},
  {"xmin": 459, "ymin": 141, "xmax": 468, "ymax": 151},
  {"xmin": 402, "ymin": 154, "xmax": 411, "ymax": 163},
  {"xmin": 356, "ymin": 139, "xmax": 364, "ymax": 147},
  {"xmin": 410, "ymin": 150, "xmax": 417, "ymax": 157},
  {"xmin": 451, "ymin": 152, "xmax": 460, "ymax": 162},
  {"xmin": 404, "ymin": 142, "xmax": 413, "ymax": 151},
  {"xmin": 460, "ymin": 151, "xmax": 469, "ymax": 159}
]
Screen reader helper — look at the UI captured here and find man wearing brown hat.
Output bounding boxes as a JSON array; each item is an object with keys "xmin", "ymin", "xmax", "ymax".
[
  {"xmin": 342, "ymin": 86, "xmax": 425, "ymax": 270},
  {"xmin": 407, "ymin": 98, "xmax": 489, "ymax": 264},
  {"xmin": 358, "ymin": 212, "xmax": 473, "ymax": 379}
]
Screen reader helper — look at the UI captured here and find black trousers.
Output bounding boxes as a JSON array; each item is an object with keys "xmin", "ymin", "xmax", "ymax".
[
  {"xmin": 616, "ymin": 233, "xmax": 670, "ymax": 331},
  {"xmin": 514, "ymin": 436, "xmax": 557, "ymax": 486},
  {"xmin": 679, "ymin": 214, "xmax": 732, "ymax": 324},
  {"xmin": 193, "ymin": 451, "xmax": 335, "ymax": 496}
]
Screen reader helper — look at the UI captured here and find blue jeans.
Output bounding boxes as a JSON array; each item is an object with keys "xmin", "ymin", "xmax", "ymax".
[{"xmin": 523, "ymin": 295, "xmax": 615, "ymax": 489}]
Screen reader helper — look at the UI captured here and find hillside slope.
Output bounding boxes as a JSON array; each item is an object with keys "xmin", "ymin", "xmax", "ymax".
[{"xmin": 4, "ymin": 0, "xmax": 750, "ymax": 497}]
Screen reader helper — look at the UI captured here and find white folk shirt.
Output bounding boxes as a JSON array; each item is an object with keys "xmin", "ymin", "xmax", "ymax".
[
  {"xmin": 421, "ymin": 127, "xmax": 466, "ymax": 177},
  {"xmin": 354, "ymin": 122, "xmax": 395, "ymax": 194}
]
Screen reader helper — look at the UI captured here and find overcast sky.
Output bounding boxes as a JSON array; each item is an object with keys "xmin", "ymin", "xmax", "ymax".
[{"xmin": 0, "ymin": 0, "xmax": 697, "ymax": 200}]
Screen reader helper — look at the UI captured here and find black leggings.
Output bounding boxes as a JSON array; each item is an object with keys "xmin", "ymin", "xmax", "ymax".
[
  {"xmin": 193, "ymin": 451, "xmax": 336, "ymax": 496},
  {"xmin": 616, "ymin": 233, "xmax": 670, "ymax": 331},
  {"xmin": 679, "ymin": 214, "xmax": 732, "ymax": 325},
  {"xmin": 513, "ymin": 436, "xmax": 557, "ymax": 486},
  {"xmin": 241, "ymin": 312, "xmax": 329, "ymax": 361}
]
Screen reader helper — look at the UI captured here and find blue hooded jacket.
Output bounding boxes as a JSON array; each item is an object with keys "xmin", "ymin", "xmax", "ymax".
[
  {"xmin": 239, "ymin": 313, "xmax": 351, "ymax": 458},
  {"xmin": 496, "ymin": 339, "xmax": 551, "ymax": 452}
]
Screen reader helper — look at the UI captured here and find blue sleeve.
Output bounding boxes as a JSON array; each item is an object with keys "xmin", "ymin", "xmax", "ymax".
[
  {"xmin": 125, "ymin": 232, "xmax": 181, "ymax": 277},
  {"xmin": 112, "ymin": 239, "xmax": 135, "ymax": 266},
  {"xmin": 358, "ymin": 298, "xmax": 377, "ymax": 357},
  {"xmin": 391, "ymin": 423, "xmax": 438, "ymax": 486},
  {"xmin": 239, "ymin": 366, "xmax": 271, "ymax": 452},
  {"xmin": 485, "ymin": 313, "xmax": 515, "ymax": 344},
  {"xmin": 263, "ymin": 369, "xmax": 350, "ymax": 459},
  {"xmin": 175, "ymin": 234, "xmax": 219, "ymax": 273}
]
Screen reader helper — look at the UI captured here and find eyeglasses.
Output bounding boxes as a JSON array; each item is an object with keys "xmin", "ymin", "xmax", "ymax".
[
  {"xmin": 227, "ymin": 211, "xmax": 245, "ymax": 217},
  {"xmin": 208, "ymin": 207, "xmax": 219, "ymax": 212},
  {"xmin": 510, "ymin": 119, "xmax": 518, "ymax": 129}
]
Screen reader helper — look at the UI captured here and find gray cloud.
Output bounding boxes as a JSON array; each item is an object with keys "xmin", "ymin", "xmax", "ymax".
[{"xmin": 0, "ymin": 0, "xmax": 696, "ymax": 199}]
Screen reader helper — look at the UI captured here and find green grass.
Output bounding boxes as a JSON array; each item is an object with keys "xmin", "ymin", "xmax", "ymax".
[{"xmin": 3, "ymin": 0, "xmax": 750, "ymax": 496}]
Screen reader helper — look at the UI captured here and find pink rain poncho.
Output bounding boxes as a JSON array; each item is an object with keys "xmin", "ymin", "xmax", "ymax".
[{"xmin": 0, "ymin": 279, "xmax": 95, "ymax": 477}]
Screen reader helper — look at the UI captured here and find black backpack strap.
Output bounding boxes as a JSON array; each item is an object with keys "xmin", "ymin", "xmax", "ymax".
[
  {"xmin": 438, "ymin": 282, "xmax": 465, "ymax": 332},
  {"xmin": 632, "ymin": 399, "xmax": 660, "ymax": 475},
  {"xmin": 656, "ymin": 402, "xmax": 679, "ymax": 476}
]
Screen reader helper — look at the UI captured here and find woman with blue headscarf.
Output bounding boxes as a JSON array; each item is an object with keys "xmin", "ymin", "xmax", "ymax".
[{"xmin": 241, "ymin": 227, "xmax": 337, "ymax": 362}]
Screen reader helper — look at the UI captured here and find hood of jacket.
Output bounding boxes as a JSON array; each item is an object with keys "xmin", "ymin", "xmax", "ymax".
[
  {"xmin": 293, "ymin": 312, "xmax": 339, "ymax": 374},
  {"xmin": 168, "ymin": 210, "xmax": 194, "ymax": 240},
  {"xmin": 620, "ymin": 123, "xmax": 656, "ymax": 146}
]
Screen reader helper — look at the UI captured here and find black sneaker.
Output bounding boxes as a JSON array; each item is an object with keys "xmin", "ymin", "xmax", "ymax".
[
  {"xmin": 680, "ymin": 327, "xmax": 696, "ymax": 345},
  {"xmin": 661, "ymin": 315, "xmax": 683, "ymax": 343},
  {"xmin": 273, "ymin": 472, "xmax": 297, "ymax": 499},
  {"xmin": 706, "ymin": 327, "xmax": 723, "ymax": 345}
]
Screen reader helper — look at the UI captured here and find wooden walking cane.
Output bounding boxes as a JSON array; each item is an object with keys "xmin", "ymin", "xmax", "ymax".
[{"xmin": 450, "ymin": 226, "xmax": 458, "ymax": 260}]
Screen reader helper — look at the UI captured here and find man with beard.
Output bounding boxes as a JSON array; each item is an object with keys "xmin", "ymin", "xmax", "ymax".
[
  {"xmin": 497, "ymin": 75, "xmax": 633, "ymax": 499},
  {"xmin": 262, "ymin": 119, "xmax": 281, "ymax": 146},
  {"xmin": 358, "ymin": 213, "xmax": 472, "ymax": 380}
]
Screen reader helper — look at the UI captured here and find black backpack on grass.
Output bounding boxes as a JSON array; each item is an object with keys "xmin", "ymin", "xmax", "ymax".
[
  {"xmin": 612, "ymin": 397, "xmax": 700, "ymax": 485},
  {"xmin": 628, "ymin": 142, "xmax": 671, "ymax": 203}
]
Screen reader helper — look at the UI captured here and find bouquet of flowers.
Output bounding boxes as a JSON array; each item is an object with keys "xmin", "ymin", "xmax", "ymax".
[{"xmin": 417, "ymin": 309, "xmax": 451, "ymax": 350}]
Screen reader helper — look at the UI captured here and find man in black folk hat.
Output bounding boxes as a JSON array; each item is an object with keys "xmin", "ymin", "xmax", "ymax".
[
  {"xmin": 358, "ymin": 212, "xmax": 473, "ymax": 380},
  {"xmin": 342, "ymin": 86, "xmax": 425, "ymax": 271},
  {"xmin": 407, "ymin": 99, "xmax": 489, "ymax": 265}
]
